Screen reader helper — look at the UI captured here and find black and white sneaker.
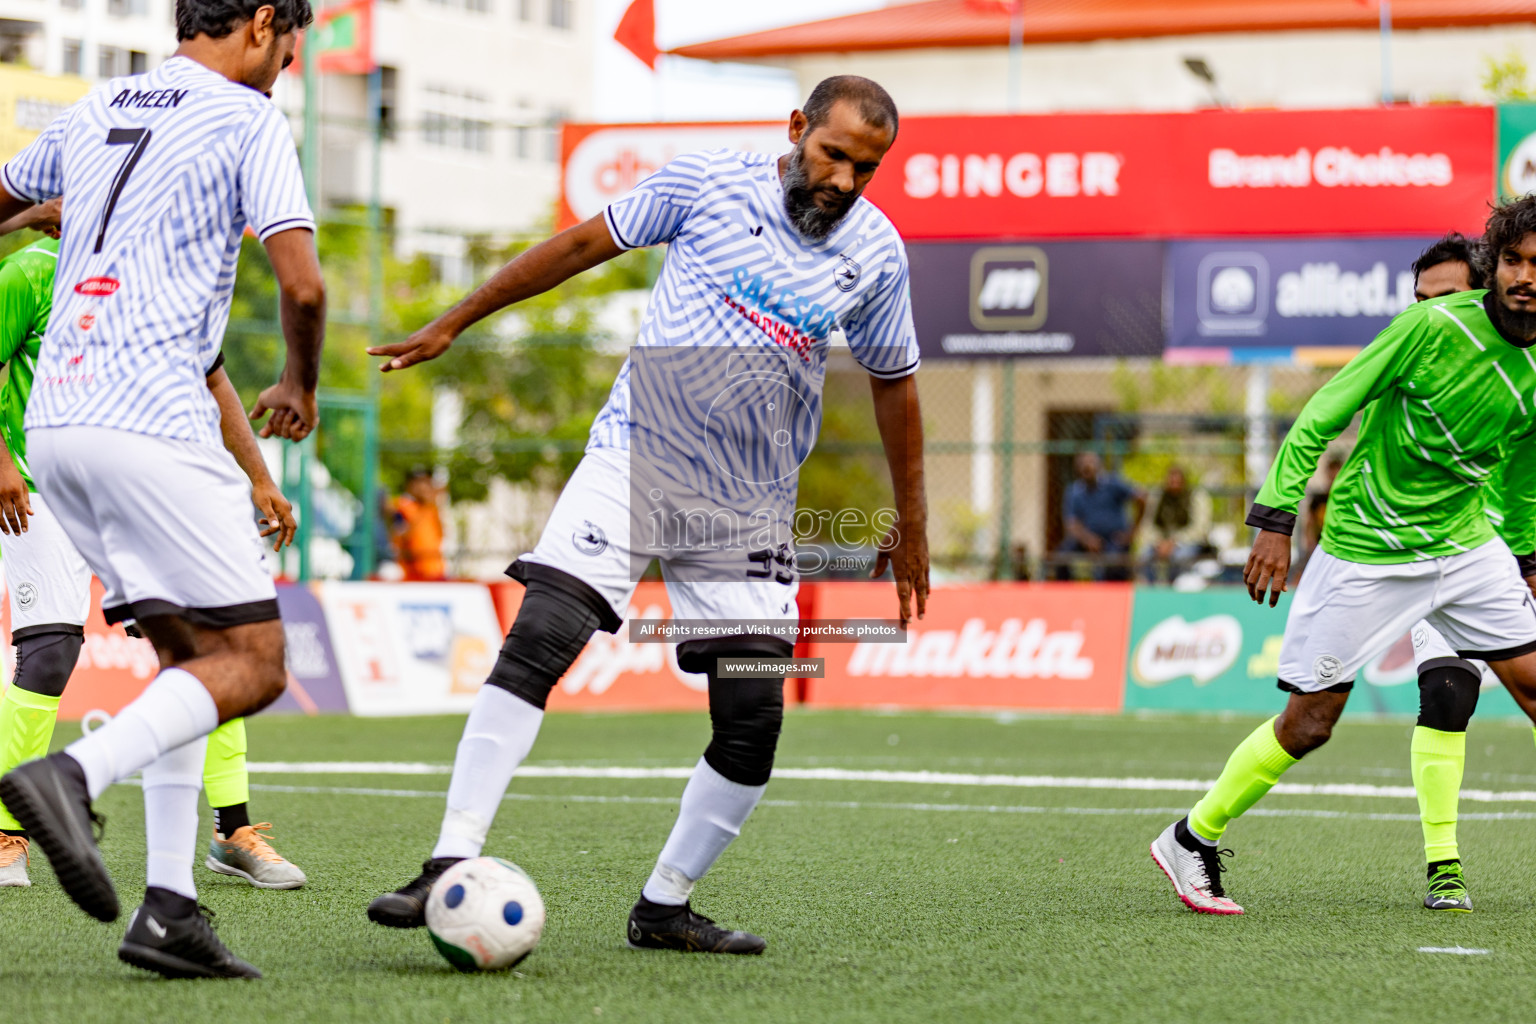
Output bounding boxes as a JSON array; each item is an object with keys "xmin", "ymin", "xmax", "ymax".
[
  {"xmin": 626, "ymin": 896, "xmax": 766, "ymax": 955},
  {"xmin": 0, "ymin": 752, "xmax": 117, "ymax": 921},
  {"xmin": 118, "ymin": 890, "xmax": 261, "ymax": 979},
  {"xmin": 366, "ymin": 857, "xmax": 463, "ymax": 928}
]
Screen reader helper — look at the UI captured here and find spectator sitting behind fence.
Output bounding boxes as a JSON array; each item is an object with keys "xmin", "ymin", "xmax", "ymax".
[
  {"xmin": 1054, "ymin": 452, "xmax": 1145, "ymax": 581},
  {"xmin": 1138, "ymin": 465, "xmax": 1212, "ymax": 583},
  {"xmin": 394, "ymin": 467, "xmax": 447, "ymax": 581}
]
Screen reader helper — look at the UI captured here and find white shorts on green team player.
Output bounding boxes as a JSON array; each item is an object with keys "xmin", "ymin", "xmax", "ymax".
[
  {"xmin": 1412, "ymin": 620, "xmax": 1500, "ymax": 687},
  {"xmin": 0, "ymin": 492, "xmax": 92, "ymax": 636},
  {"xmin": 1278, "ymin": 538, "xmax": 1536, "ymax": 694}
]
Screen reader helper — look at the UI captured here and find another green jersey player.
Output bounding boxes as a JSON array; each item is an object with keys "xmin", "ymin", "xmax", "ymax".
[
  {"xmin": 0, "ymin": 208, "xmax": 306, "ymax": 891},
  {"xmin": 1152, "ymin": 197, "xmax": 1536, "ymax": 915}
]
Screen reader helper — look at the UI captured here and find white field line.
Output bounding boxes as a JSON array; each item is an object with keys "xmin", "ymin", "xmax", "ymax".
[
  {"xmin": 246, "ymin": 762, "xmax": 1536, "ymax": 803},
  {"xmin": 1417, "ymin": 946, "xmax": 1490, "ymax": 955},
  {"xmin": 232, "ymin": 782, "xmax": 1536, "ymax": 823}
]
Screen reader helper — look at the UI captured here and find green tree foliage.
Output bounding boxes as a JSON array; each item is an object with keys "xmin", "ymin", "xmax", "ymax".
[{"xmin": 1483, "ymin": 50, "xmax": 1534, "ymax": 103}]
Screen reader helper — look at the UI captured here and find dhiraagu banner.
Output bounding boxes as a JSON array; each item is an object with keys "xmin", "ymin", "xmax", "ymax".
[{"xmin": 1124, "ymin": 587, "xmax": 1526, "ymax": 717}]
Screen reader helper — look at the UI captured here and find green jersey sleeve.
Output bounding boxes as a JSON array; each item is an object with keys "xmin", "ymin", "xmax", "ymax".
[
  {"xmin": 1247, "ymin": 307, "xmax": 1428, "ymax": 535},
  {"xmin": 1495, "ymin": 426, "xmax": 1536, "ymax": 568},
  {"xmin": 0, "ymin": 259, "xmax": 39, "ymax": 366}
]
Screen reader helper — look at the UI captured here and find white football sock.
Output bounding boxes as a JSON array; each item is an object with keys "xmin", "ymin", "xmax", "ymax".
[
  {"xmin": 65, "ymin": 668, "xmax": 219, "ymax": 800},
  {"xmin": 642, "ymin": 758, "xmax": 766, "ymax": 906},
  {"xmin": 432, "ymin": 685, "xmax": 545, "ymax": 860},
  {"xmin": 142, "ymin": 735, "xmax": 208, "ymax": 901}
]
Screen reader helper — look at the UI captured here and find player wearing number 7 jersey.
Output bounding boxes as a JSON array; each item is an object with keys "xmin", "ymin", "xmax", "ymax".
[{"xmin": 0, "ymin": 0, "xmax": 324, "ymax": 981}]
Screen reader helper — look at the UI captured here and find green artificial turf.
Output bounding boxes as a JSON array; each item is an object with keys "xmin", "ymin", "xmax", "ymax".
[{"xmin": 9, "ymin": 709, "xmax": 1536, "ymax": 1023}]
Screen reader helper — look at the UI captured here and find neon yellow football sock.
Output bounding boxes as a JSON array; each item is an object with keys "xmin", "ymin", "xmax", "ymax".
[
  {"xmin": 203, "ymin": 717, "xmax": 249, "ymax": 811},
  {"xmin": 1188, "ymin": 716, "xmax": 1299, "ymax": 843},
  {"xmin": 1411, "ymin": 725, "xmax": 1464, "ymax": 865},
  {"xmin": 0, "ymin": 685, "xmax": 63, "ymax": 831}
]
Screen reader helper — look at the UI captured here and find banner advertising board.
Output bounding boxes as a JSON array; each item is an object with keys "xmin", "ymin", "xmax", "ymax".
[
  {"xmin": 806, "ymin": 582, "xmax": 1131, "ymax": 711},
  {"xmin": 1164, "ymin": 237, "xmax": 1437, "ymax": 361},
  {"xmin": 317, "ymin": 581, "xmax": 503, "ymax": 717},
  {"xmin": 490, "ymin": 580, "xmax": 711, "ymax": 712},
  {"xmin": 0, "ymin": 579, "xmax": 344, "ymax": 719},
  {"xmin": 863, "ymin": 107, "xmax": 1493, "ymax": 240},
  {"xmin": 1497, "ymin": 103, "xmax": 1536, "ymax": 201},
  {"xmin": 907, "ymin": 240, "xmax": 1163, "ymax": 359},
  {"xmin": 1124, "ymin": 589, "xmax": 1524, "ymax": 717},
  {"xmin": 559, "ymin": 121, "xmax": 785, "ymax": 229}
]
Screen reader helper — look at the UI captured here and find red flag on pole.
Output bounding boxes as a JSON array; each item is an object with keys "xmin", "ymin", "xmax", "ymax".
[{"xmin": 614, "ymin": 0, "xmax": 659, "ymax": 71}]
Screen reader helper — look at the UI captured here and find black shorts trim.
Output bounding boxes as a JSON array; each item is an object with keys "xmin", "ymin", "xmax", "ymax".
[
  {"xmin": 1459, "ymin": 637, "xmax": 1536, "ymax": 663},
  {"xmin": 11, "ymin": 622, "xmax": 85, "ymax": 643},
  {"xmin": 102, "ymin": 598, "xmax": 280, "ymax": 630},
  {"xmin": 506, "ymin": 558, "xmax": 622, "ymax": 634},
  {"xmin": 1277, "ymin": 677, "xmax": 1353, "ymax": 695},
  {"xmin": 676, "ymin": 635, "xmax": 796, "ymax": 676}
]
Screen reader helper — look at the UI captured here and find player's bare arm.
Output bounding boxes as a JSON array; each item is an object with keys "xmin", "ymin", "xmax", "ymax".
[
  {"xmin": 1244, "ymin": 529, "xmax": 1292, "ymax": 607},
  {"xmin": 208, "ymin": 366, "xmax": 296, "ymax": 550},
  {"xmin": 869, "ymin": 373, "xmax": 928, "ymax": 627},
  {"xmin": 250, "ymin": 227, "xmax": 325, "ymax": 442},
  {"xmin": 0, "ymin": 197, "xmax": 61, "ymax": 240},
  {"xmin": 368, "ymin": 215, "xmax": 622, "ymax": 372},
  {"xmin": 0, "ymin": 437, "xmax": 29, "ymax": 536}
]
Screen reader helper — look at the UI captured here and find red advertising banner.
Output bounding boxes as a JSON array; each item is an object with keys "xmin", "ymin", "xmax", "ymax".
[
  {"xmin": 864, "ymin": 107, "xmax": 1494, "ymax": 239},
  {"xmin": 561, "ymin": 107, "xmax": 1494, "ymax": 239},
  {"xmin": 806, "ymin": 582, "xmax": 1132, "ymax": 712}
]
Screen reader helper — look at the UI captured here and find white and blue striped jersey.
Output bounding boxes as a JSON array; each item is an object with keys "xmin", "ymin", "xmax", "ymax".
[
  {"xmin": 590, "ymin": 149, "xmax": 918, "ymax": 491},
  {"xmin": 2, "ymin": 56, "xmax": 314, "ymax": 446}
]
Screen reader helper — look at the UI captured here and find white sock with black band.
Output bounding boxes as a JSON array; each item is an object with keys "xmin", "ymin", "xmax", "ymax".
[
  {"xmin": 432, "ymin": 685, "xmax": 545, "ymax": 860},
  {"xmin": 65, "ymin": 668, "xmax": 219, "ymax": 800},
  {"xmin": 642, "ymin": 758, "xmax": 766, "ymax": 906}
]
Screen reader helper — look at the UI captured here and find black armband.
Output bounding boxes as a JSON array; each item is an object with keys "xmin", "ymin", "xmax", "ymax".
[{"xmin": 1246, "ymin": 503, "xmax": 1296, "ymax": 536}]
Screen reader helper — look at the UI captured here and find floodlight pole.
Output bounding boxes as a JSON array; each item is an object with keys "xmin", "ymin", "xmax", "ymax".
[
  {"xmin": 1379, "ymin": 0, "xmax": 1393, "ymax": 105},
  {"xmin": 1006, "ymin": 1, "xmax": 1024, "ymax": 113},
  {"xmin": 360, "ymin": 63, "xmax": 384, "ymax": 580}
]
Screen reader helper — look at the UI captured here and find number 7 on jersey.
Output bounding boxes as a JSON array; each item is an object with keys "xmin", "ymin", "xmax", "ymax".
[{"xmin": 94, "ymin": 127, "xmax": 152, "ymax": 255}]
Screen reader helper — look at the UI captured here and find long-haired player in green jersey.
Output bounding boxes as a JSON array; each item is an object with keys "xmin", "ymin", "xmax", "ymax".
[
  {"xmin": 0, "ymin": 202, "xmax": 306, "ymax": 891},
  {"xmin": 1153, "ymin": 197, "xmax": 1536, "ymax": 915}
]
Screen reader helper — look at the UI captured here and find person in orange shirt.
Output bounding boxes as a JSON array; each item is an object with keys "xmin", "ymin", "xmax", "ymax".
[{"xmin": 394, "ymin": 468, "xmax": 447, "ymax": 581}]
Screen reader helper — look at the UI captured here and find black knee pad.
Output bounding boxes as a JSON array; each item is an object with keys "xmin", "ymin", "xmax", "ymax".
[
  {"xmin": 1417, "ymin": 657, "xmax": 1481, "ymax": 732},
  {"xmin": 694, "ymin": 637, "xmax": 793, "ymax": 787},
  {"xmin": 11, "ymin": 627, "xmax": 84, "ymax": 699},
  {"xmin": 486, "ymin": 560, "xmax": 620, "ymax": 710}
]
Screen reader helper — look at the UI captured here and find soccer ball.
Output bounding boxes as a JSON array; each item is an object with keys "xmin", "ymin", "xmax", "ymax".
[{"xmin": 425, "ymin": 857, "xmax": 546, "ymax": 972}]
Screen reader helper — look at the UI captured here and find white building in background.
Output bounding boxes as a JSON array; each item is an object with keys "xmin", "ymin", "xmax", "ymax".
[{"xmin": 0, "ymin": 0, "xmax": 595, "ymax": 256}]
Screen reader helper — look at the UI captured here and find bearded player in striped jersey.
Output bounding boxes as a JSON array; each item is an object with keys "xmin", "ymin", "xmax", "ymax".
[
  {"xmin": 0, "ymin": 205, "xmax": 307, "ymax": 894},
  {"xmin": 0, "ymin": 0, "xmax": 324, "ymax": 980},
  {"xmin": 1152, "ymin": 200, "xmax": 1536, "ymax": 915},
  {"xmin": 366, "ymin": 75, "xmax": 928, "ymax": 954}
]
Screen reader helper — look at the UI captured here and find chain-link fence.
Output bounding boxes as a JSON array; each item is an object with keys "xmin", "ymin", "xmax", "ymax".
[{"xmin": 410, "ymin": 352, "xmax": 1347, "ymax": 584}]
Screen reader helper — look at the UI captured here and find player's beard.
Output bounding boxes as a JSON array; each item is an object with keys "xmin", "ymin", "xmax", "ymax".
[
  {"xmin": 781, "ymin": 146, "xmax": 856, "ymax": 243},
  {"xmin": 1493, "ymin": 279, "xmax": 1536, "ymax": 340}
]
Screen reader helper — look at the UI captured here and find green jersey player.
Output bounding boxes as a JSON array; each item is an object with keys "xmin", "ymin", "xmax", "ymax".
[
  {"xmin": 1152, "ymin": 197, "xmax": 1536, "ymax": 915},
  {"xmin": 0, "ymin": 212, "xmax": 305, "ymax": 891}
]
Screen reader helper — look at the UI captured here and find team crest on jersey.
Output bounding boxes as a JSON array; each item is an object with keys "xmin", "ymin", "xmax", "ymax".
[
  {"xmin": 573, "ymin": 521, "xmax": 608, "ymax": 556},
  {"xmin": 834, "ymin": 254, "xmax": 861, "ymax": 292},
  {"xmin": 1312, "ymin": 654, "xmax": 1342, "ymax": 686},
  {"xmin": 15, "ymin": 582, "xmax": 36, "ymax": 608}
]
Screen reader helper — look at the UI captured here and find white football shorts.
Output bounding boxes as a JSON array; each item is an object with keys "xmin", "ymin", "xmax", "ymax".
[
  {"xmin": 1277, "ymin": 538, "xmax": 1536, "ymax": 693},
  {"xmin": 1412, "ymin": 621, "xmax": 1499, "ymax": 687},
  {"xmin": 0, "ymin": 491, "xmax": 92, "ymax": 637},
  {"xmin": 518, "ymin": 446, "xmax": 798, "ymax": 638},
  {"xmin": 28, "ymin": 425, "xmax": 277, "ymax": 627}
]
